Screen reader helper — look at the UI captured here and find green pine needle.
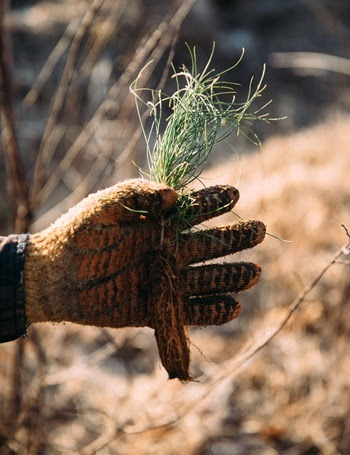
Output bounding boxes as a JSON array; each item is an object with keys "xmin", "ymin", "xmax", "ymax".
[{"xmin": 131, "ymin": 44, "xmax": 280, "ymax": 226}]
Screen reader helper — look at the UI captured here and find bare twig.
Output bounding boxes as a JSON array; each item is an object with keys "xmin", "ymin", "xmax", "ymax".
[
  {"xmin": 33, "ymin": 145, "xmax": 111, "ymax": 228},
  {"xmin": 207, "ymin": 240, "xmax": 350, "ymax": 385},
  {"xmin": 22, "ymin": 18, "xmax": 80, "ymax": 108},
  {"xmin": 110, "ymin": 25, "xmax": 180, "ymax": 172},
  {"xmin": 31, "ymin": 1, "xmax": 195, "ymax": 231},
  {"xmin": 31, "ymin": 10, "xmax": 171, "ymax": 209},
  {"xmin": 78, "ymin": 0, "xmax": 128, "ymax": 77},
  {"xmin": 0, "ymin": 370, "xmax": 44, "ymax": 455},
  {"xmin": 0, "ymin": 2, "xmax": 30, "ymax": 232},
  {"xmin": 270, "ymin": 52, "xmax": 350, "ymax": 77},
  {"xmin": 342, "ymin": 224, "xmax": 350, "ymax": 241},
  {"xmin": 102, "ymin": 21, "xmax": 181, "ymax": 175},
  {"xmin": 32, "ymin": 0, "xmax": 196, "ymax": 213},
  {"xmin": 30, "ymin": 0, "xmax": 105, "ymax": 210},
  {"xmin": 0, "ymin": 6, "xmax": 50, "ymax": 449},
  {"xmin": 80, "ymin": 430, "xmax": 117, "ymax": 455},
  {"xmin": 43, "ymin": 340, "xmax": 120, "ymax": 386},
  {"xmin": 0, "ymin": 5, "xmax": 33, "ymax": 442}
]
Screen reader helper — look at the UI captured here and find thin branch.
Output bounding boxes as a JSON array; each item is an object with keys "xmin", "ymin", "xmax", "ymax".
[
  {"xmin": 78, "ymin": 0, "xmax": 128, "ymax": 77},
  {"xmin": 32, "ymin": 0, "xmax": 196, "ymax": 212},
  {"xmin": 31, "ymin": 8, "xmax": 173, "ymax": 209},
  {"xmin": 208, "ymin": 240, "xmax": 350, "ymax": 382},
  {"xmin": 342, "ymin": 224, "xmax": 350, "ymax": 241},
  {"xmin": 80, "ymin": 426, "xmax": 121, "ymax": 455},
  {"xmin": 30, "ymin": 0, "xmax": 105, "ymax": 209},
  {"xmin": 0, "ymin": 6, "xmax": 48, "ymax": 447},
  {"xmin": 22, "ymin": 17, "xmax": 80, "ymax": 108},
  {"xmin": 111, "ymin": 25, "xmax": 180, "ymax": 172},
  {"xmin": 270, "ymin": 52, "xmax": 350, "ymax": 76},
  {"xmin": 0, "ymin": 370, "xmax": 44, "ymax": 455},
  {"xmin": 0, "ymin": 1, "xmax": 30, "ymax": 232},
  {"xmin": 42, "ymin": 340, "xmax": 119, "ymax": 386},
  {"xmin": 32, "ymin": 146, "xmax": 110, "ymax": 229},
  {"xmin": 31, "ymin": 13, "xmax": 182, "ymax": 231}
]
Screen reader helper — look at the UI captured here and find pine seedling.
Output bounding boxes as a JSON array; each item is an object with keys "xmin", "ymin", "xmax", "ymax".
[
  {"xmin": 131, "ymin": 44, "xmax": 273, "ymax": 212},
  {"xmin": 130, "ymin": 45, "xmax": 275, "ymax": 381}
]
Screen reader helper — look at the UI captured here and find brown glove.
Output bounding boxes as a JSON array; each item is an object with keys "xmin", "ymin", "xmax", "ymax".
[
  {"xmin": 25, "ymin": 179, "xmax": 265, "ymax": 330},
  {"xmin": 25, "ymin": 179, "xmax": 265, "ymax": 380}
]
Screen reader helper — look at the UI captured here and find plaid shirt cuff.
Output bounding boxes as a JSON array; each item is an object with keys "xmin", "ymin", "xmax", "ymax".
[{"xmin": 0, "ymin": 234, "xmax": 29, "ymax": 343}]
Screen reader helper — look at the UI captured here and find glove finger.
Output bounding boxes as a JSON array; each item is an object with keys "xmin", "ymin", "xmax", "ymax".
[
  {"xmin": 177, "ymin": 185, "xmax": 239, "ymax": 228},
  {"xmin": 181, "ymin": 262, "xmax": 261, "ymax": 297},
  {"xmin": 175, "ymin": 220, "xmax": 266, "ymax": 266},
  {"xmin": 183, "ymin": 295, "xmax": 242, "ymax": 326},
  {"xmin": 86, "ymin": 179, "xmax": 178, "ymax": 224}
]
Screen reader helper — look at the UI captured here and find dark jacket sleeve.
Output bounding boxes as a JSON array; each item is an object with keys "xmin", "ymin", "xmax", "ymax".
[{"xmin": 0, "ymin": 234, "xmax": 29, "ymax": 343}]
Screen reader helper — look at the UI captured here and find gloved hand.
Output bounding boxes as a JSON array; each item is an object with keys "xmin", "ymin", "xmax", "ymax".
[{"xmin": 24, "ymin": 179, "xmax": 265, "ymax": 329}]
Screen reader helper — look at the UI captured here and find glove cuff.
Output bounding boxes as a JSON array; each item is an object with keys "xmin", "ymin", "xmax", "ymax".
[{"xmin": 0, "ymin": 234, "xmax": 29, "ymax": 343}]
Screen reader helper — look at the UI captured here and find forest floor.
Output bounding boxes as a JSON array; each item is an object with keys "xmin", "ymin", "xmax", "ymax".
[{"xmin": 0, "ymin": 1, "xmax": 349, "ymax": 453}]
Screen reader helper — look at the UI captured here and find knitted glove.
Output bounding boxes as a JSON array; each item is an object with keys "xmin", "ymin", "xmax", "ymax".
[{"xmin": 24, "ymin": 179, "xmax": 265, "ymax": 329}]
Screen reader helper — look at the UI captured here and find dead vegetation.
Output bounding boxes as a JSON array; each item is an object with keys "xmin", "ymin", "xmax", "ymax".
[
  {"xmin": 1, "ymin": 115, "xmax": 349, "ymax": 454},
  {"xmin": 0, "ymin": 0, "xmax": 349, "ymax": 453}
]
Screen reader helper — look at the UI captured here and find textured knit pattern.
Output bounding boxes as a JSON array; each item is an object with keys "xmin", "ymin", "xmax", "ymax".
[{"xmin": 24, "ymin": 179, "xmax": 265, "ymax": 329}]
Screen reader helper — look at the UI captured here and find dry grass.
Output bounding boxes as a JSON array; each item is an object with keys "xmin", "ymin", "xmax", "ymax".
[
  {"xmin": 1, "ymin": 1, "xmax": 349, "ymax": 453},
  {"xmin": 1, "ymin": 115, "xmax": 349, "ymax": 454},
  {"xmin": 198, "ymin": 114, "xmax": 350, "ymax": 454}
]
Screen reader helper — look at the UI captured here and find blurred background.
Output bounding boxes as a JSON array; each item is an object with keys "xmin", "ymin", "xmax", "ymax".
[{"xmin": 0, "ymin": 0, "xmax": 349, "ymax": 453}]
